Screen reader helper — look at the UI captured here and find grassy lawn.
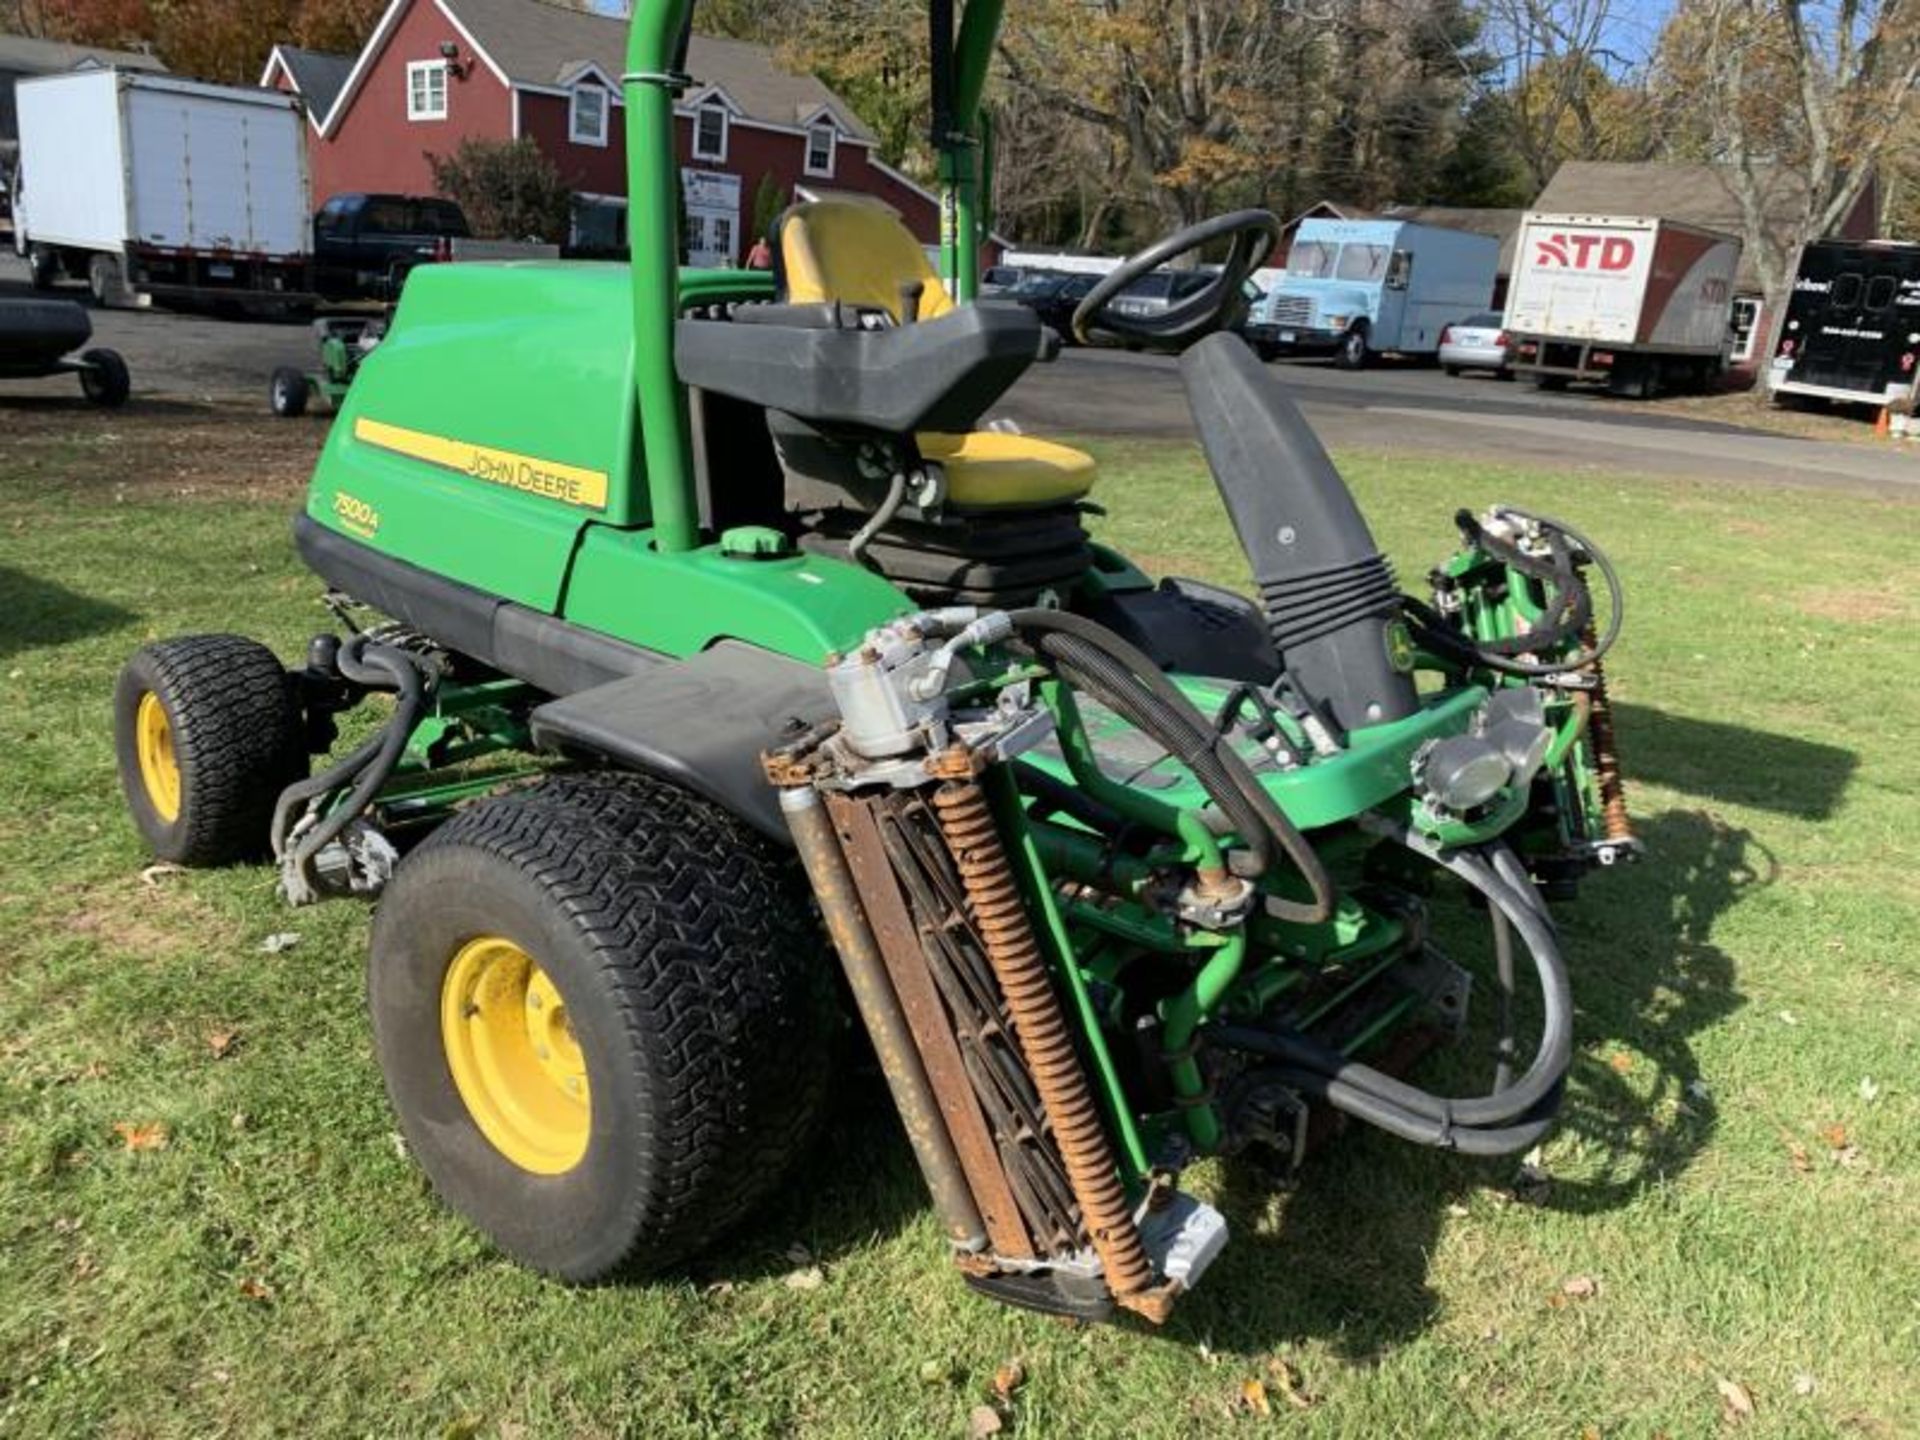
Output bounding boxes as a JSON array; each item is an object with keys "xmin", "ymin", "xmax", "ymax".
[{"xmin": 1, "ymin": 399, "xmax": 1916, "ymax": 1438}]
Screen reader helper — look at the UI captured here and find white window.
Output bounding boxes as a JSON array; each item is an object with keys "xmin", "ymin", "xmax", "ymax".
[
  {"xmin": 1730, "ymin": 295, "xmax": 1762, "ymax": 362},
  {"xmin": 407, "ymin": 60, "xmax": 448, "ymax": 122},
  {"xmin": 805, "ymin": 121, "xmax": 836, "ymax": 178},
  {"xmin": 693, "ymin": 102, "xmax": 728, "ymax": 162},
  {"xmin": 570, "ymin": 85, "xmax": 608, "ymax": 146}
]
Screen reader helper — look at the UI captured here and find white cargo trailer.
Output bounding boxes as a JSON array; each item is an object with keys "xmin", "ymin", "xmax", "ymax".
[
  {"xmin": 1503, "ymin": 212, "xmax": 1742, "ymax": 396},
  {"xmin": 11, "ymin": 69, "xmax": 313, "ymax": 308}
]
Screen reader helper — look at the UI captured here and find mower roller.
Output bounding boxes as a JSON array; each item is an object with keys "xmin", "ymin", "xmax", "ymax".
[{"xmin": 113, "ymin": 0, "xmax": 1637, "ymax": 1323}]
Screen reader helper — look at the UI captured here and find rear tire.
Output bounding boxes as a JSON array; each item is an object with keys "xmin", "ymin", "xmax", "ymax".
[
  {"xmin": 368, "ymin": 774, "xmax": 837, "ymax": 1281},
  {"xmin": 1533, "ymin": 375, "xmax": 1569, "ymax": 392},
  {"xmin": 79, "ymin": 348, "xmax": 130, "ymax": 408},
  {"xmin": 113, "ymin": 635, "xmax": 308, "ymax": 866},
  {"xmin": 270, "ymin": 366, "xmax": 310, "ymax": 418},
  {"xmin": 1443, "ymin": 364, "xmax": 1462, "ymax": 377}
]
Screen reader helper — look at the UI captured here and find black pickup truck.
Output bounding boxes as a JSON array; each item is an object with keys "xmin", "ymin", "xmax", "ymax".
[{"xmin": 312, "ymin": 193, "xmax": 472, "ymax": 302}]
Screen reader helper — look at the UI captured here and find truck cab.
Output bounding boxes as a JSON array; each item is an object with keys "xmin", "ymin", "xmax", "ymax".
[{"xmin": 1245, "ymin": 218, "xmax": 1498, "ymax": 369}]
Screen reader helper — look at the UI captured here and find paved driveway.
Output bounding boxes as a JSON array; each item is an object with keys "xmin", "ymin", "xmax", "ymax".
[{"xmin": 6, "ymin": 251, "xmax": 1917, "ymax": 496}]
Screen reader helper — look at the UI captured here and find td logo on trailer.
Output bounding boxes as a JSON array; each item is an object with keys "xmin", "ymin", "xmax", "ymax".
[{"xmin": 1534, "ymin": 233, "xmax": 1636, "ymax": 270}]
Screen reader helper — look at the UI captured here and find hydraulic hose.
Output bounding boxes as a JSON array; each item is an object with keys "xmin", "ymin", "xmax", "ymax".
[
  {"xmin": 1207, "ymin": 834, "xmax": 1574, "ymax": 1153},
  {"xmin": 1005, "ymin": 608, "xmax": 1334, "ymax": 924},
  {"xmin": 271, "ymin": 637, "xmax": 433, "ymax": 887}
]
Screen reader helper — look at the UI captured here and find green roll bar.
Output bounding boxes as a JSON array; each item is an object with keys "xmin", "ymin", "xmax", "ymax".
[{"xmin": 624, "ymin": 0, "xmax": 1004, "ymax": 553}]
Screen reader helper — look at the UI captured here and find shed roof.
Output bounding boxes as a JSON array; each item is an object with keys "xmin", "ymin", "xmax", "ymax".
[
  {"xmin": 0, "ymin": 30, "xmax": 167, "ymax": 74},
  {"xmin": 1533, "ymin": 160, "xmax": 1860, "ymax": 290}
]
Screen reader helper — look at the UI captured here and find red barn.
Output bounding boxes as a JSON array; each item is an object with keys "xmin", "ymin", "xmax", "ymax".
[{"xmin": 263, "ymin": 0, "xmax": 956, "ymax": 266}]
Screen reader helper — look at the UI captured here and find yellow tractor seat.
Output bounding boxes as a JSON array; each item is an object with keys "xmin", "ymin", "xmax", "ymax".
[
  {"xmin": 775, "ymin": 200, "xmax": 1097, "ymax": 511},
  {"xmin": 918, "ymin": 432, "xmax": 1096, "ymax": 510}
]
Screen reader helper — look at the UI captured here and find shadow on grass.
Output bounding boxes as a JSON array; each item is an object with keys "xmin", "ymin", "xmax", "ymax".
[
  {"xmin": 1612, "ymin": 701, "xmax": 1856, "ymax": 820},
  {"xmin": 0, "ymin": 565, "xmax": 134, "ymax": 660},
  {"xmin": 1175, "ymin": 805, "xmax": 1766, "ymax": 1358}
]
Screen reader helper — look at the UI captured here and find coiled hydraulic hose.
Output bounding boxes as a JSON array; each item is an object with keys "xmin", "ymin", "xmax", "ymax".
[
  {"xmin": 1209, "ymin": 832, "xmax": 1573, "ymax": 1156},
  {"xmin": 271, "ymin": 636, "xmax": 434, "ymax": 893},
  {"xmin": 1006, "ymin": 608, "xmax": 1335, "ymax": 925},
  {"xmin": 1407, "ymin": 507, "xmax": 1625, "ymax": 679}
]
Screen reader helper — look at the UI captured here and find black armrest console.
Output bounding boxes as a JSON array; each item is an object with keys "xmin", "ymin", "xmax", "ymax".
[{"xmin": 675, "ymin": 301, "xmax": 1046, "ymax": 435}]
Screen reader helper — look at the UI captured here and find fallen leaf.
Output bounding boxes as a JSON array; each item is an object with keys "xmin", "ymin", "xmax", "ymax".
[
  {"xmin": 207, "ymin": 1030, "xmax": 240, "ymax": 1060},
  {"xmin": 259, "ymin": 932, "xmax": 300, "ymax": 955},
  {"xmin": 72, "ymin": 1252, "xmax": 98, "ymax": 1278},
  {"xmin": 702, "ymin": 1280, "xmax": 735, "ymax": 1299},
  {"xmin": 1546, "ymin": 1292, "xmax": 1569, "ymax": 1310},
  {"xmin": 1820, "ymin": 1123, "xmax": 1849, "ymax": 1150},
  {"xmin": 1445, "ymin": 1202, "xmax": 1470, "ymax": 1218},
  {"xmin": 440, "ymin": 1418, "xmax": 484, "ymax": 1440},
  {"xmin": 1834, "ymin": 1144, "xmax": 1864, "ymax": 1168},
  {"xmin": 1580, "ymin": 1427, "xmax": 1602, "ymax": 1440},
  {"xmin": 237, "ymin": 1276, "xmax": 272, "ymax": 1301},
  {"xmin": 917, "ymin": 1357, "xmax": 950, "ymax": 1385},
  {"xmin": 1561, "ymin": 1275, "xmax": 1600, "ymax": 1299},
  {"xmin": 784, "ymin": 1242, "xmax": 813, "ymax": 1266},
  {"xmin": 1717, "ymin": 1377, "xmax": 1755, "ymax": 1425},
  {"xmin": 967, "ymin": 1404, "xmax": 1004, "ymax": 1438},
  {"xmin": 139, "ymin": 862, "xmax": 184, "ymax": 887},
  {"xmin": 992, "ymin": 1360, "xmax": 1026, "ymax": 1400},
  {"xmin": 1267, "ymin": 1356, "xmax": 1314, "ymax": 1410},
  {"xmin": 1858, "ymin": 1076, "xmax": 1880, "ymax": 1104},
  {"xmin": 1777, "ymin": 1011, "xmax": 1799, "ymax": 1027},
  {"xmin": 52, "ymin": 1216, "xmax": 81, "ymax": 1234},
  {"xmin": 1608, "ymin": 1051, "xmax": 1633, "ymax": 1074},
  {"xmin": 1238, "ymin": 1377, "xmax": 1271, "ymax": 1418},
  {"xmin": 113, "ymin": 1121, "xmax": 169, "ymax": 1153},
  {"xmin": 1793, "ymin": 1374, "xmax": 1818, "ymax": 1397},
  {"xmin": 783, "ymin": 1265, "xmax": 825, "ymax": 1291},
  {"xmin": 1509, "ymin": 1160, "xmax": 1552, "ymax": 1205}
]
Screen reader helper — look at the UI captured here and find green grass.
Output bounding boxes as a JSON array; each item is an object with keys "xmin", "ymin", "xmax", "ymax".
[{"xmin": 2, "ymin": 414, "xmax": 1917, "ymax": 1438}]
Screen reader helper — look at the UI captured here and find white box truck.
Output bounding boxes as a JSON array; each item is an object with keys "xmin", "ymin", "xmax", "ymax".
[
  {"xmin": 11, "ymin": 69, "xmax": 313, "ymax": 308},
  {"xmin": 1504, "ymin": 212, "xmax": 1742, "ymax": 396}
]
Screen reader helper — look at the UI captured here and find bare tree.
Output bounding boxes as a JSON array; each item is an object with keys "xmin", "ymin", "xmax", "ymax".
[
  {"xmin": 1470, "ymin": 0, "xmax": 1639, "ymax": 190},
  {"xmin": 1684, "ymin": 0, "xmax": 1920, "ymax": 353}
]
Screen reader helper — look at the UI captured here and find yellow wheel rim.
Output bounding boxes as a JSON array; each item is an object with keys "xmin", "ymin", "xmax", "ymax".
[
  {"xmin": 134, "ymin": 691, "xmax": 181, "ymax": 823},
  {"xmin": 440, "ymin": 936, "xmax": 591, "ymax": 1174}
]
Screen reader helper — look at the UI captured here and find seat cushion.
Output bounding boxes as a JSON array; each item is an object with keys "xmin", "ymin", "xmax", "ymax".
[
  {"xmin": 779, "ymin": 200, "xmax": 956, "ymax": 325},
  {"xmin": 919, "ymin": 431, "xmax": 1097, "ymax": 510}
]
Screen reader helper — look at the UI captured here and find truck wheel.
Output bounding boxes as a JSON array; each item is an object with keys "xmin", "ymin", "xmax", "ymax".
[
  {"xmin": 1443, "ymin": 364, "xmax": 1463, "ymax": 378},
  {"xmin": 367, "ymin": 774, "xmax": 837, "ymax": 1281},
  {"xmin": 1334, "ymin": 324, "xmax": 1370, "ymax": 371},
  {"xmin": 270, "ymin": 366, "xmax": 310, "ymax": 418},
  {"xmin": 113, "ymin": 635, "xmax": 308, "ymax": 866},
  {"xmin": 87, "ymin": 255, "xmax": 127, "ymax": 309},
  {"xmin": 79, "ymin": 348, "xmax": 130, "ymax": 408},
  {"xmin": 1533, "ymin": 375, "xmax": 1569, "ymax": 392},
  {"xmin": 28, "ymin": 245, "xmax": 60, "ymax": 291}
]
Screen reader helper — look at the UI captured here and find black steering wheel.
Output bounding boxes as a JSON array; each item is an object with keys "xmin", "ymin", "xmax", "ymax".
[{"xmin": 1071, "ymin": 209, "xmax": 1281, "ymax": 351}]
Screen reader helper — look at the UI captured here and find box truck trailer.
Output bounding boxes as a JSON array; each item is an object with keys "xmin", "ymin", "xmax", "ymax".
[
  {"xmin": 11, "ymin": 69, "xmax": 313, "ymax": 308},
  {"xmin": 1504, "ymin": 213, "xmax": 1741, "ymax": 396},
  {"xmin": 1244, "ymin": 217, "xmax": 1499, "ymax": 368},
  {"xmin": 1766, "ymin": 238, "xmax": 1920, "ymax": 412}
]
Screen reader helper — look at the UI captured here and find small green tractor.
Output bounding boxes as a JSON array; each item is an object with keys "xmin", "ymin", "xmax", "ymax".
[{"xmin": 113, "ymin": 0, "xmax": 1634, "ymax": 1323}]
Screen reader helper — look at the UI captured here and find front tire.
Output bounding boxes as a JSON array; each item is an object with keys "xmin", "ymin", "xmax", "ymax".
[
  {"xmin": 269, "ymin": 366, "xmax": 310, "ymax": 418},
  {"xmin": 368, "ymin": 775, "xmax": 837, "ymax": 1281},
  {"xmin": 28, "ymin": 244, "xmax": 60, "ymax": 291},
  {"xmin": 1334, "ymin": 325, "xmax": 1370, "ymax": 371},
  {"xmin": 79, "ymin": 348, "xmax": 130, "ymax": 408},
  {"xmin": 87, "ymin": 253, "xmax": 128, "ymax": 308},
  {"xmin": 113, "ymin": 635, "xmax": 308, "ymax": 865}
]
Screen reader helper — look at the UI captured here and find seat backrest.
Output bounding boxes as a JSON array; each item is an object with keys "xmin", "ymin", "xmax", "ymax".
[{"xmin": 777, "ymin": 200, "xmax": 954, "ymax": 325}]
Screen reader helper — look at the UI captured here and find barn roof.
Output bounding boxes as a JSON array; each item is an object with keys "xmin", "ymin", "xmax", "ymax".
[
  {"xmin": 263, "ymin": 45, "xmax": 354, "ymax": 121},
  {"xmin": 446, "ymin": 0, "xmax": 873, "ymax": 139}
]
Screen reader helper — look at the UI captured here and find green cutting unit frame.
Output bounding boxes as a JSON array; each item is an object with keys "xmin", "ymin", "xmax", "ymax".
[{"xmin": 112, "ymin": 0, "xmax": 1637, "ymax": 1325}]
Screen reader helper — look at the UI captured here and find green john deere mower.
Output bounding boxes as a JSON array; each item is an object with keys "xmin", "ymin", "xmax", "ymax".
[{"xmin": 113, "ymin": 0, "xmax": 1637, "ymax": 1323}]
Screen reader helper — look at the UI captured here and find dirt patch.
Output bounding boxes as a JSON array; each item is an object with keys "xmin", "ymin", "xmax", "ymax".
[
  {"xmin": 60, "ymin": 880, "xmax": 238, "ymax": 962},
  {"xmin": 0, "ymin": 398, "xmax": 325, "ymax": 499},
  {"xmin": 1792, "ymin": 586, "xmax": 1910, "ymax": 625}
]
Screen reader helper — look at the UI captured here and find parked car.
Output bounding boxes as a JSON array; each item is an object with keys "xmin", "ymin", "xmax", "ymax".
[
  {"xmin": 1247, "ymin": 217, "xmax": 1497, "ymax": 369},
  {"xmin": 313, "ymin": 193, "xmax": 472, "ymax": 302},
  {"xmin": 981, "ymin": 264, "xmax": 1031, "ymax": 296},
  {"xmin": 1439, "ymin": 312, "xmax": 1512, "ymax": 377},
  {"xmin": 1008, "ymin": 270, "xmax": 1098, "ymax": 343}
]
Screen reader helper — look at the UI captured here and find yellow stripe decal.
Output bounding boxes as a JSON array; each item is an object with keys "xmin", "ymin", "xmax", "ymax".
[{"xmin": 354, "ymin": 418, "xmax": 609, "ymax": 511}]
